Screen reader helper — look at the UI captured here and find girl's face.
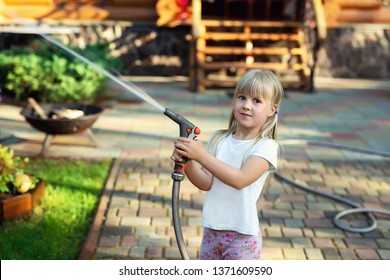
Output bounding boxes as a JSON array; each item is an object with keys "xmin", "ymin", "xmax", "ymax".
[{"xmin": 233, "ymin": 93, "xmax": 276, "ymax": 137}]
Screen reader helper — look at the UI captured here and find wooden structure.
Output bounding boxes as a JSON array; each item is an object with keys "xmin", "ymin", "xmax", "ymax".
[
  {"xmin": 179, "ymin": 0, "xmax": 327, "ymax": 92},
  {"xmin": 324, "ymin": 0, "xmax": 390, "ymax": 27},
  {"xmin": 1, "ymin": 1, "xmax": 389, "ymax": 91},
  {"xmin": 0, "ymin": 0, "xmax": 158, "ymax": 21},
  {"xmin": 179, "ymin": 0, "xmax": 389, "ymax": 91},
  {"xmin": 1, "ymin": 0, "xmax": 388, "ymax": 25}
]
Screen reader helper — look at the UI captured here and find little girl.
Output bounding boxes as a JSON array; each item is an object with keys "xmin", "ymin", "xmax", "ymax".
[{"xmin": 171, "ymin": 69, "xmax": 283, "ymax": 260}]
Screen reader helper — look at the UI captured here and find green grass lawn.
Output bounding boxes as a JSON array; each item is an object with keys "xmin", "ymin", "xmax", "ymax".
[{"xmin": 0, "ymin": 157, "xmax": 112, "ymax": 259}]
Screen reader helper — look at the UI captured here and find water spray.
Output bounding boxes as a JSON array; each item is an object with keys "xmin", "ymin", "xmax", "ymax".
[{"xmin": 1, "ymin": 6, "xmax": 199, "ymax": 259}]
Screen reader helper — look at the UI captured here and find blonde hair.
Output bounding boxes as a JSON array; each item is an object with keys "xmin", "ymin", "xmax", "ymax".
[{"xmin": 208, "ymin": 69, "xmax": 284, "ymax": 156}]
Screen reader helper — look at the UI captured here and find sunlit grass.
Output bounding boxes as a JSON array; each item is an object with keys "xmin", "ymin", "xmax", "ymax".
[{"xmin": 0, "ymin": 158, "xmax": 111, "ymax": 259}]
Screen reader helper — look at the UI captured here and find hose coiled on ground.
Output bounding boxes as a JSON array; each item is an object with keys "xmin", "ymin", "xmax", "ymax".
[{"xmin": 275, "ymin": 139, "xmax": 390, "ymax": 233}]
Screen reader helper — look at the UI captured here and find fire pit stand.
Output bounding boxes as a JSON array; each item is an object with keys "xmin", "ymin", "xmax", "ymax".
[
  {"xmin": 20, "ymin": 103, "xmax": 103, "ymax": 156},
  {"xmin": 40, "ymin": 128, "xmax": 99, "ymax": 155}
]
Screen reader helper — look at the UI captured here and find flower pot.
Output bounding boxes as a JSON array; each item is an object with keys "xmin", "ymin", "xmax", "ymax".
[{"xmin": 0, "ymin": 179, "xmax": 45, "ymax": 222}]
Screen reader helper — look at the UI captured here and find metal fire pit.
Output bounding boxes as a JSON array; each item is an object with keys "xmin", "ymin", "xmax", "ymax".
[{"xmin": 20, "ymin": 103, "xmax": 103, "ymax": 155}]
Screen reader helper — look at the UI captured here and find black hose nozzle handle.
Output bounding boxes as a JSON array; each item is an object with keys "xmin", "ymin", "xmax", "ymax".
[{"xmin": 164, "ymin": 108, "xmax": 201, "ymax": 173}]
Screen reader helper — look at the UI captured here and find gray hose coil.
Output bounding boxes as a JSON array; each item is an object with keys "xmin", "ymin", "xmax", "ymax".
[{"xmin": 275, "ymin": 139, "xmax": 390, "ymax": 233}]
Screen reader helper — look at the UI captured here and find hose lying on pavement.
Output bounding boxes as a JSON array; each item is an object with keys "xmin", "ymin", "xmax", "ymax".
[{"xmin": 275, "ymin": 139, "xmax": 390, "ymax": 233}]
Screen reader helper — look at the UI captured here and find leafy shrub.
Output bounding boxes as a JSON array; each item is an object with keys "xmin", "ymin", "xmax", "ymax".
[
  {"xmin": 0, "ymin": 41, "xmax": 122, "ymax": 103},
  {"xmin": 0, "ymin": 145, "xmax": 37, "ymax": 194}
]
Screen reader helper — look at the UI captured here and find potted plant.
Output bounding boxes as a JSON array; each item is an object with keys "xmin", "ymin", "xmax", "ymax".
[{"xmin": 0, "ymin": 145, "xmax": 45, "ymax": 222}]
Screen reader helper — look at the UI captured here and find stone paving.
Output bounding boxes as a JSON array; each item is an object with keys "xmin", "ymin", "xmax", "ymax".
[{"xmin": 0, "ymin": 77, "xmax": 389, "ymax": 260}]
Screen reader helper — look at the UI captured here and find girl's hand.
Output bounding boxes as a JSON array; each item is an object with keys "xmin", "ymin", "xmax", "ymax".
[
  {"xmin": 170, "ymin": 147, "xmax": 183, "ymax": 162},
  {"xmin": 170, "ymin": 138, "xmax": 213, "ymax": 192},
  {"xmin": 173, "ymin": 137, "xmax": 205, "ymax": 161}
]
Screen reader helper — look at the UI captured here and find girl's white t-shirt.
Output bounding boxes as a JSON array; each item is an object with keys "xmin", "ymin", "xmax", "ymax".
[{"xmin": 202, "ymin": 134, "xmax": 279, "ymax": 236}]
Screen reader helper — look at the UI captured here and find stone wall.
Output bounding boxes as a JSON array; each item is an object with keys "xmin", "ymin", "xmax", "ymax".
[{"xmin": 316, "ymin": 25, "xmax": 390, "ymax": 79}]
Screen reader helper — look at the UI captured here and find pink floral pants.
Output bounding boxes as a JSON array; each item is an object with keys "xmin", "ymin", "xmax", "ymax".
[{"xmin": 199, "ymin": 227, "xmax": 262, "ymax": 260}]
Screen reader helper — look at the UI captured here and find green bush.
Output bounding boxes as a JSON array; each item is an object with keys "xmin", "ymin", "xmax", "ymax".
[{"xmin": 0, "ymin": 41, "xmax": 122, "ymax": 103}]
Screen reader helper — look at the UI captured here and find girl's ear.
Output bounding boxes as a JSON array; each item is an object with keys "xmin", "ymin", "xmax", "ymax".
[{"xmin": 268, "ymin": 104, "xmax": 278, "ymax": 117}]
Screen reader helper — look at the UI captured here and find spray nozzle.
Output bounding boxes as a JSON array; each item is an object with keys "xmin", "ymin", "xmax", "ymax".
[
  {"xmin": 164, "ymin": 108, "xmax": 201, "ymax": 139},
  {"xmin": 164, "ymin": 108, "xmax": 201, "ymax": 175}
]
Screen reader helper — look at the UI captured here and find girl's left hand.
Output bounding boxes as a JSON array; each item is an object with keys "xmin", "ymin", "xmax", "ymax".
[
  {"xmin": 170, "ymin": 147, "xmax": 183, "ymax": 162},
  {"xmin": 174, "ymin": 137, "xmax": 205, "ymax": 161}
]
